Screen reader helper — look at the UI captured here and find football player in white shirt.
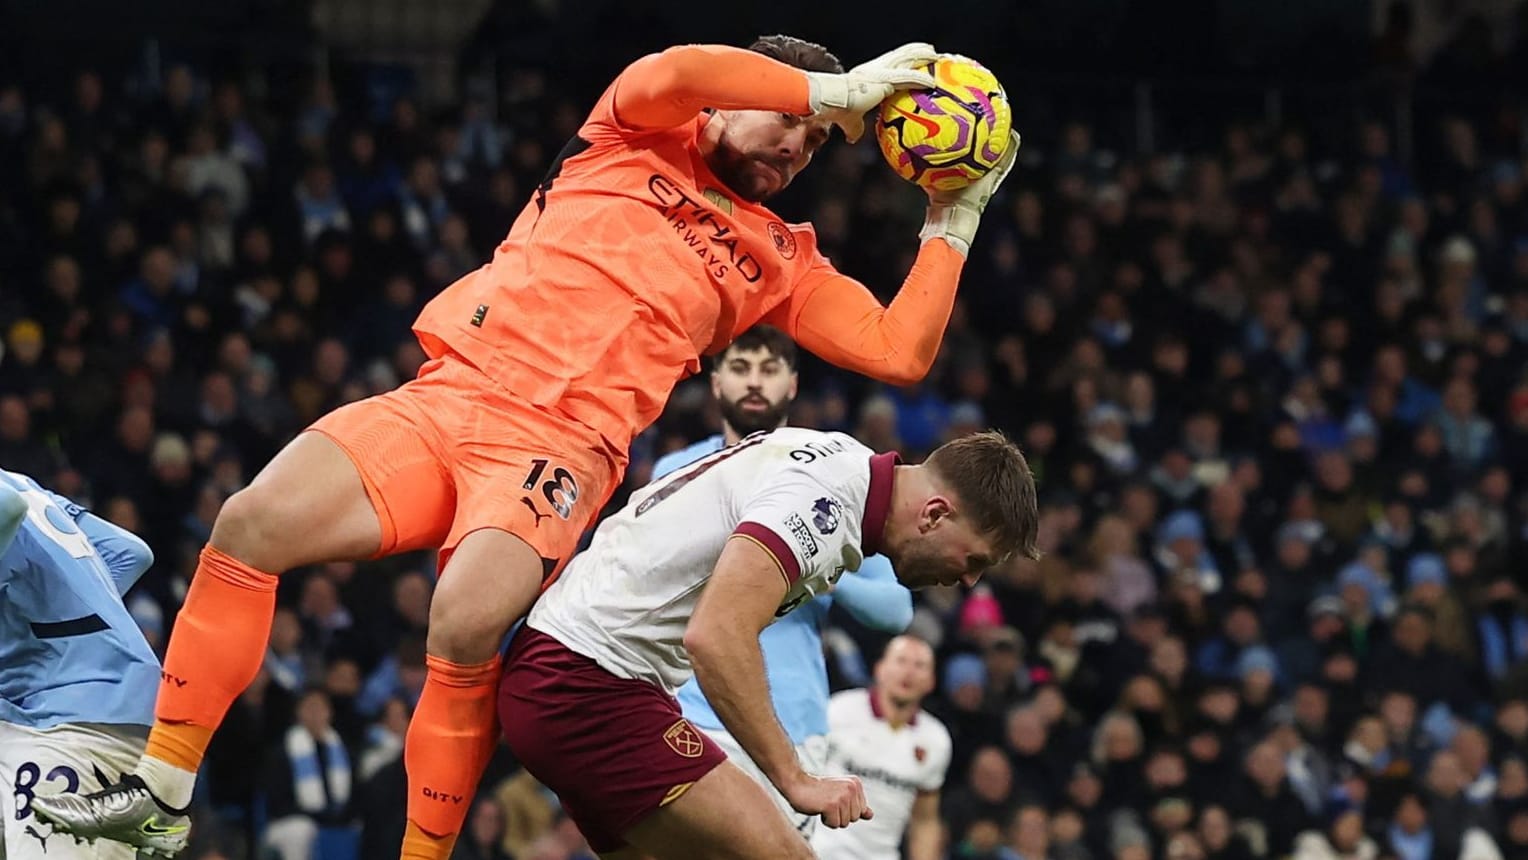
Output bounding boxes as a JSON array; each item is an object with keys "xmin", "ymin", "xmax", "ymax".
[
  {"xmin": 497, "ymin": 430, "xmax": 1039, "ymax": 860},
  {"xmin": 813, "ymin": 635, "xmax": 950, "ymax": 860}
]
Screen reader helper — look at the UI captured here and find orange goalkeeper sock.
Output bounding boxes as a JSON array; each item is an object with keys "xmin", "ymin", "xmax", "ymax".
[
  {"xmin": 401, "ymin": 654, "xmax": 502, "ymax": 859},
  {"xmin": 146, "ymin": 545, "xmax": 279, "ymax": 778}
]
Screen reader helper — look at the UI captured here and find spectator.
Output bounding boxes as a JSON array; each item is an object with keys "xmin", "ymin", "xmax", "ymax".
[
  {"xmin": 260, "ymin": 688, "xmax": 353, "ymax": 860},
  {"xmin": 1293, "ymin": 807, "xmax": 1379, "ymax": 860},
  {"xmin": 451, "ymin": 798, "xmax": 514, "ymax": 860}
]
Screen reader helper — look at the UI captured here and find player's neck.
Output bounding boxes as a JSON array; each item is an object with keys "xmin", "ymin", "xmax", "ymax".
[
  {"xmin": 874, "ymin": 686, "xmax": 917, "ymax": 730},
  {"xmin": 720, "ymin": 419, "xmax": 786, "ymax": 446}
]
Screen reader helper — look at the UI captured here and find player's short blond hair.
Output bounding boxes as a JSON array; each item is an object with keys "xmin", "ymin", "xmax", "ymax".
[{"xmin": 924, "ymin": 430, "xmax": 1041, "ymax": 562}]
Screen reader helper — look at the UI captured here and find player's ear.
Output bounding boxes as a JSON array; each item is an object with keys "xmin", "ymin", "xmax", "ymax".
[
  {"xmin": 710, "ymin": 369, "xmax": 723, "ymax": 400},
  {"xmin": 920, "ymin": 496, "xmax": 954, "ymax": 533},
  {"xmin": 787, "ymin": 370, "xmax": 799, "ymax": 400}
]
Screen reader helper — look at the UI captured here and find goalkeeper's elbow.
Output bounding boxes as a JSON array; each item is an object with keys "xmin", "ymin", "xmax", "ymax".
[{"xmin": 870, "ymin": 358, "xmax": 934, "ymax": 388}]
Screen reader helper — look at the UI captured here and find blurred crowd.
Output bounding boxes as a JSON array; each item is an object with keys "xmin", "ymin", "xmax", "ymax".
[{"xmin": 3, "ymin": 2, "xmax": 1528, "ymax": 859}]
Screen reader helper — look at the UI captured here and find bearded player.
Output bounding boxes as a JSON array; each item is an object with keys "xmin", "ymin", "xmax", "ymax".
[
  {"xmin": 38, "ymin": 35, "xmax": 1020, "ymax": 859},
  {"xmin": 655, "ymin": 325, "xmax": 913, "ymax": 837},
  {"xmin": 502, "ymin": 430, "xmax": 1039, "ymax": 858}
]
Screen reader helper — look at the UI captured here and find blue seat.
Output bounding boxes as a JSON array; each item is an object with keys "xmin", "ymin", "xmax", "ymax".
[{"xmin": 315, "ymin": 825, "xmax": 361, "ymax": 860}]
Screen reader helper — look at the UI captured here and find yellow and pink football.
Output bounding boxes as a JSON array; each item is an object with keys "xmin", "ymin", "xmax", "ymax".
[{"xmin": 875, "ymin": 56, "xmax": 1013, "ymax": 192}]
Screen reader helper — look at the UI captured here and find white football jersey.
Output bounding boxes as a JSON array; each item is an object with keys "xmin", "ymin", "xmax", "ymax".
[
  {"xmin": 811, "ymin": 688, "xmax": 951, "ymax": 860},
  {"xmin": 527, "ymin": 428, "xmax": 897, "ymax": 694}
]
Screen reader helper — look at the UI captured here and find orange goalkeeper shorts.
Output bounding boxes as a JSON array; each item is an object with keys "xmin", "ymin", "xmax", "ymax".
[{"xmin": 308, "ymin": 352, "xmax": 624, "ymax": 579}]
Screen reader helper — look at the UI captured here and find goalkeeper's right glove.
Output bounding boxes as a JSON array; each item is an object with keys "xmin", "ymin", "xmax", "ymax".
[
  {"xmin": 918, "ymin": 130, "xmax": 1022, "ymax": 257},
  {"xmin": 805, "ymin": 43, "xmax": 938, "ymax": 144}
]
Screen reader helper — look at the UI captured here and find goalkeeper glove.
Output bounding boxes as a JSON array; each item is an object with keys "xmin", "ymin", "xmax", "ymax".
[
  {"xmin": 805, "ymin": 43, "xmax": 938, "ymax": 144},
  {"xmin": 919, "ymin": 130, "xmax": 1022, "ymax": 257}
]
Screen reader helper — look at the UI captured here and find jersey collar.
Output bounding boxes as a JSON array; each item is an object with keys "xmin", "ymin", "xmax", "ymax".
[{"xmin": 861, "ymin": 452, "xmax": 899, "ymax": 556}]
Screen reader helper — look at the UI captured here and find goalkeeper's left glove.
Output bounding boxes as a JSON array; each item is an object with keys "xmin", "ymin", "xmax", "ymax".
[
  {"xmin": 805, "ymin": 42, "xmax": 938, "ymax": 144},
  {"xmin": 919, "ymin": 129, "xmax": 1022, "ymax": 257}
]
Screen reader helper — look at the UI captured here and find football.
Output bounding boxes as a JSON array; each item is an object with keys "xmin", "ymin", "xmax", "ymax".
[{"xmin": 874, "ymin": 55, "xmax": 1013, "ymax": 192}]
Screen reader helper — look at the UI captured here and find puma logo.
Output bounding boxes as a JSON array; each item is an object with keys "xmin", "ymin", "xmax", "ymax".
[
  {"xmin": 24, "ymin": 823, "xmax": 49, "ymax": 851},
  {"xmin": 521, "ymin": 497, "xmax": 550, "ymax": 528}
]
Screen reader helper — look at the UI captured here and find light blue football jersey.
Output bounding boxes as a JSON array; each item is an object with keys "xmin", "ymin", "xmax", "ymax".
[{"xmin": 0, "ymin": 469, "xmax": 160, "ymax": 729}]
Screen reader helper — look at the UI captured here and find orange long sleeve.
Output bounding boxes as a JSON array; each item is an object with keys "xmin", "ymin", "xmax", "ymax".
[
  {"xmin": 765, "ymin": 239, "xmax": 966, "ymax": 387},
  {"xmin": 611, "ymin": 45, "xmax": 814, "ymax": 130}
]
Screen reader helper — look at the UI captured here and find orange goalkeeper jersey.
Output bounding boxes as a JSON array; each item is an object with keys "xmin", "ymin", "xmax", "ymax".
[
  {"xmin": 415, "ymin": 86, "xmax": 832, "ymax": 452},
  {"xmin": 415, "ymin": 46, "xmax": 967, "ymax": 454}
]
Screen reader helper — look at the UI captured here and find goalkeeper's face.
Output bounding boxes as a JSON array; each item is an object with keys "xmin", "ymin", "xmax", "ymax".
[{"xmin": 709, "ymin": 110, "xmax": 831, "ymax": 202}]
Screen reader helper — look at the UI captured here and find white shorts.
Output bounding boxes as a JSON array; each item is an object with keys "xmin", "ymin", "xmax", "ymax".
[
  {"xmin": 0, "ymin": 722, "xmax": 146, "ymax": 860},
  {"xmin": 703, "ymin": 727, "xmax": 828, "ymax": 840}
]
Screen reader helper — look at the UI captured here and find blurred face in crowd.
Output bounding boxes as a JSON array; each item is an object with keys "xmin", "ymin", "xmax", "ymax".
[
  {"xmin": 1032, "ymin": 687, "xmax": 1069, "ymax": 727},
  {"xmin": 301, "ymin": 575, "xmax": 340, "ymax": 620},
  {"xmin": 393, "ymin": 572, "xmax": 432, "ymax": 627},
  {"xmin": 1067, "ymin": 767, "xmax": 1102, "ymax": 808},
  {"xmin": 703, "ymin": 109, "xmax": 830, "ymax": 201},
  {"xmin": 1293, "ymin": 684, "xmax": 1328, "ymax": 732},
  {"xmin": 970, "ymin": 748, "xmax": 1013, "ymax": 803},
  {"xmin": 469, "ymin": 798, "xmax": 506, "ymax": 847},
  {"xmin": 1007, "ymin": 708, "xmax": 1049, "ymax": 756},
  {"xmin": 269, "ymin": 608, "xmax": 301, "ymax": 654},
  {"xmin": 1123, "ymin": 675, "xmax": 1166, "ymax": 714},
  {"xmin": 1427, "ymin": 751, "xmax": 1466, "ymax": 798},
  {"xmin": 1381, "ymin": 692, "xmax": 1417, "ymax": 740},
  {"xmin": 1395, "ymin": 795, "xmax": 1428, "ymax": 835},
  {"xmin": 1350, "ymin": 716, "xmax": 1385, "ymax": 755},
  {"xmin": 1331, "ymin": 811, "xmax": 1364, "ymax": 852},
  {"xmin": 1198, "ymin": 807, "xmax": 1232, "ymax": 851},
  {"xmin": 1146, "ymin": 750, "xmax": 1188, "ymax": 791},
  {"xmin": 1453, "ymin": 726, "xmax": 1489, "ymax": 777},
  {"xmin": 873, "ymin": 636, "xmax": 936, "ymax": 709},
  {"xmin": 1224, "ymin": 606, "xmax": 1260, "ymax": 646},
  {"xmin": 1392, "ymin": 610, "xmax": 1432, "ymax": 656},
  {"xmin": 0, "ymin": 397, "xmax": 28, "ymax": 442},
  {"xmin": 1199, "ymin": 687, "xmax": 1239, "ymax": 726},
  {"xmin": 1509, "ymin": 813, "xmax": 1528, "ymax": 850},
  {"xmin": 1500, "ymin": 700, "xmax": 1528, "ymax": 741},
  {"xmin": 1011, "ymin": 806, "xmax": 1049, "ymax": 858},
  {"xmin": 296, "ymin": 690, "xmax": 332, "ymax": 736},
  {"xmin": 1151, "ymin": 638, "xmax": 1188, "ymax": 684},
  {"xmin": 325, "ymin": 659, "xmax": 360, "ymax": 697},
  {"xmin": 1051, "ymin": 809, "xmax": 1085, "ymax": 846},
  {"xmin": 1245, "ymin": 742, "xmax": 1285, "ymax": 790},
  {"xmin": 1101, "ymin": 715, "xmax": 1143, "ymax": 762},
  {"xmin": 963, "ymin": 821, "xmax": 1005, "ymax": 855},
  {"xmin": 1499, "ymin": 758, "xmax": 1528, "ymax": 800},
  {"xmin": 1241, "ymin": 666, "xmax": 1274, "ymax": 704},
  {"xmin": 712, "ymin": 344, "xmax": 796, "ymax": 438}
]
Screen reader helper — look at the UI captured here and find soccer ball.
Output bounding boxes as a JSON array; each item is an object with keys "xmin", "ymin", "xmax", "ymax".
[{"xmin": 875, "ymin": 56, "xmax": 1012, "ymax": 192}]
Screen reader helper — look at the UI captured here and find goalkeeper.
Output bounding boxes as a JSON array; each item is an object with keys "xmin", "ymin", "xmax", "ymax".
[{"xmin": 38, "ymin": 34, "xmax": 1018, "ymax": 860}]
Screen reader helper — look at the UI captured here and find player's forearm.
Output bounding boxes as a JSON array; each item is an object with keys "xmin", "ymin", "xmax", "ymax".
[
  {"xmin": 908, "ymin": 816, "xmax": 944, "ymax": 860},
  {"xmin": 685, "ymin": 626, "xmax": 804, "ymax": 790},
  {"xmin": 615, "ymin": 45, "xmax": 812, "ymax": 129},
  {"xmin": 789, "ymin": 240, "xmax": 965, "ymax": 386},
  {"xmin": 834, "ymin": 572, "xmax": 913, "ymax": 633},
  {"xmin": 0, "ymin": 485, "xmax": 24, "ymax": 554}
]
